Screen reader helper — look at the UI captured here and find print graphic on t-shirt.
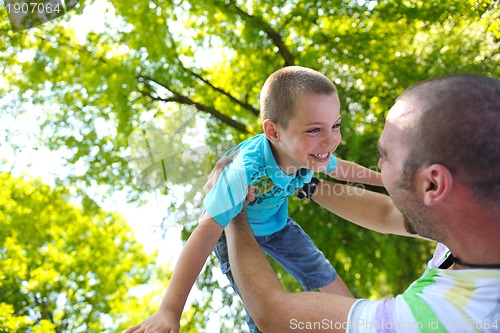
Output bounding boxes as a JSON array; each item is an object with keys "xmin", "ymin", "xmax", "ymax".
[{"xmin": 253, "ymin": 175, "xmax": 274, "ymax": 197}]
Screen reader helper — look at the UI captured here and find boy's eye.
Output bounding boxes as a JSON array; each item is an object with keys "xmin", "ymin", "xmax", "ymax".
[
  {"xmin": 307, "ymin": 128, "xmax": 321, "ymax": 133},
  {"xmin": 333, "ymin": 123, "xmax": 341, "ymax": 129}
]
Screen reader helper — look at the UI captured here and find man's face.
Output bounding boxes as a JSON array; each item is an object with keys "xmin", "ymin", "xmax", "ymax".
[
  {"xmin": 378, "ymin": 100, "xmax": 440, "ymax": 240},
  {"xmin": 275, "ymin": 93, "xmax": 342, "ymax": 173}
]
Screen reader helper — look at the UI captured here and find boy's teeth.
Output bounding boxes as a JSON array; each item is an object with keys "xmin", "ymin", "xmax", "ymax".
[{"xmin": 313, "ymin": 153, "xmax": 329, "ymax": 159}]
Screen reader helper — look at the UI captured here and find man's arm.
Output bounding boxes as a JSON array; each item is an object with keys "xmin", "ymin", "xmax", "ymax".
[
  {"xmin": 226, "ymin": 199, "xmax": 356, "ymax": 333},
  {"xmin": 312, "ymin": 179, "xmax": 427, "ymax": 238},
  {"xmin": 207, "ymin": 155, "xmax": 418, "ymax": 238}
]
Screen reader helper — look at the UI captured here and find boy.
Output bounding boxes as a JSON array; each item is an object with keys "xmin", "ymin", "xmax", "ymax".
[{"xmin": 126, "ymin": 66, "xmax": 383, "ymax": 333}]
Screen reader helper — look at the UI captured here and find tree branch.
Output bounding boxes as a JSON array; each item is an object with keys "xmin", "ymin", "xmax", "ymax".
[
  {"xmin": 166, "ymin": 33, "xmax": 260, "ymax": 118},
  {"xmin": 182, "ymin": 65, "xmax": 260, "ymax": 117},
  {"xmin": 33, "ymin": 292, "xmax": 57, "ymax": 329},
  {"xmin": 226, "ymin": 0, "xmax": 296, "ymax": 67},
  {"xmin": 137, "ymin": 75, "xmax": 250, "ymax": 133}
]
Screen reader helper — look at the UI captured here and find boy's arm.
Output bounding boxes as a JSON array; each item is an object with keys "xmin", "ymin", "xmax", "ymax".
[
  {"xmin": 125, "ymin": 212, "xmax": 224, "ymax": 333},
  {"xmin": 328, "ymin": 158, "xmax": 383, "ymax": 187},
  {"xmin": 311, "ymin": 179, "xmax": 428, "ymax": 239}
]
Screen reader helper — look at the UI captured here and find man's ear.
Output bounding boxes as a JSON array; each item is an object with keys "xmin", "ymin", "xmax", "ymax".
[
  {"xmin": 418, "ymin": 164, "xmax": 453, "ymax": 206},
  {"xmin": 263, "ymin": 119, "xmax": 280, "ymax": 143}
]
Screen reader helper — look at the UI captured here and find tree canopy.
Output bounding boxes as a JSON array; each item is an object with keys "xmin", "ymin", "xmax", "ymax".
[
  {"xmin": 0, "ymin": 173, "xmax": 164, "ymax": 332},
  {"xmin": 1, "ymin": 0, "xmax": 498, "ymax": 194},
  {"xmin": 1, "ymin": 0, "xmax": 499, "ymax": 331}
]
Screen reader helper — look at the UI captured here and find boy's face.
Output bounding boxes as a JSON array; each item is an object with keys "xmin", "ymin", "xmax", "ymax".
[{"xmin": 275, "ymin": 93, "xmax": 342, "ymax": 172}]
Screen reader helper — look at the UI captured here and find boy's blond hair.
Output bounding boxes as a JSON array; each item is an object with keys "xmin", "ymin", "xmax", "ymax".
[{"xmin": 260, "ymin": 66, "xmax": 338, "ymax": 129}]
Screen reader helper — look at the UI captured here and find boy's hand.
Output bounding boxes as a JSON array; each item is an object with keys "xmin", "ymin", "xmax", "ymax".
[
  {"xmin": 203, "ymin": 149, "xmax": 239, "ymax": 193},
  {"xmin": 297, "ymin": 177, "xmax": 319, "ymax": 200},
  {"xmin": 124, "ymin": 310, "xmax": 180, "ymax": 333}
]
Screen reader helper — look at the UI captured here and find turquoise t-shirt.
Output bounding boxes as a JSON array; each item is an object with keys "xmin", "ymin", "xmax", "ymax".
[
  {"xmin": 203, "ymin": 134, "xmax": 337, "ymax": 236},
  {"xmin": 347, "ymin": 243, "xmax": 500, "ymax": 332}
]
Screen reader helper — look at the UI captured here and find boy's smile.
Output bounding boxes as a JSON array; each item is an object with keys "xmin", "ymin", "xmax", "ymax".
[{"xmin": 310, "ymin": 152, "xmax": 331, "ymax": 163}]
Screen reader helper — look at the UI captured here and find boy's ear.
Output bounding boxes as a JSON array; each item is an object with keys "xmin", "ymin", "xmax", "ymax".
[{"xmin": 263, "ymin": 119, "xmax": 280, "ymax": 142}]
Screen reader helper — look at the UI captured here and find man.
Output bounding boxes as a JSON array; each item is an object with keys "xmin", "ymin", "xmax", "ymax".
[{"xmin": 224, "ymin": 74, "xmax": 500, "ymax": 332}]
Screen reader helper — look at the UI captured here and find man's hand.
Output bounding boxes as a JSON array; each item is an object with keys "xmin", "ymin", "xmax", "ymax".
[
  {"xmin": 203, "ymin": 149, "xmax": 239, "ymax": 193},
  {"xmin": 242, "ymin": 186, "xmax": 255, "ymax": 210}
]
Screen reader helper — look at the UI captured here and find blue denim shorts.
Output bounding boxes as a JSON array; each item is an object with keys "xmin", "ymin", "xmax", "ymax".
[{"xmin": 214, "ymin": 217, "xmax": 337, "ymax": 291}]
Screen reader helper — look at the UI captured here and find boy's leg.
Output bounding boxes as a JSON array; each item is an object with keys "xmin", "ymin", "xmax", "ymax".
[
  {"xmin": 257, "ymin": 217, "xmax": 353, "ymax": 297},
  {"xmin": 214, "ymin": 232, "xmax": 264, "ymax": 333}
]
